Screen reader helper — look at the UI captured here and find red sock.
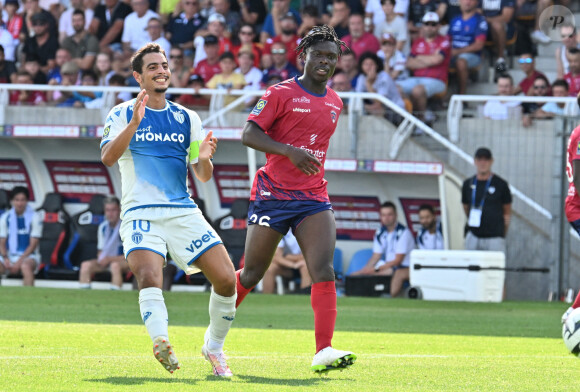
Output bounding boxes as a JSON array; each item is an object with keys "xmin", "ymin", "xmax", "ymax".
[
  {"xmin": 311, "ymin": 281, "xmax": 337, "ymax": 353},
  {"xmin": 235, "ymin": 269, "xmax": 254, "ymax": 308},
  {"xmin": 573, "ymin": 291, "xmax": 580, "ymax": 309}
]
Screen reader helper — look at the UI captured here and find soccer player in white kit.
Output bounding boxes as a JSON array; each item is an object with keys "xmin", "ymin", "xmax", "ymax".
[{"xmin": 100, "ymin": 43, "xmax": 237, "ymax": 377}]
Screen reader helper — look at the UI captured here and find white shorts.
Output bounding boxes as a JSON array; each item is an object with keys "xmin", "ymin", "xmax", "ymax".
[
  {"xmin": 120, "ymin": 207, "xmax": 223, "ymax": 275},
  {"xmin": 1, "ymin": 253, "xmax": 41, "ymax": 274}
]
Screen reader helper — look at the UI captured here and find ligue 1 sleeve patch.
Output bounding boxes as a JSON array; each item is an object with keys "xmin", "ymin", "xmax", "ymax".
[
  {"xmin": 251, "ymin": 99, "xmax": 267, "ymax": 116},
  {"xmin": 103, "ymin": 125, "xmax": 110, "ymax": 139}
]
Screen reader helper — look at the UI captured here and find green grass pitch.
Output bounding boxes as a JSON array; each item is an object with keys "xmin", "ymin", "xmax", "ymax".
[{"xmin": 0, "ymin": 287, "xmax": 575, "ymax": 391}]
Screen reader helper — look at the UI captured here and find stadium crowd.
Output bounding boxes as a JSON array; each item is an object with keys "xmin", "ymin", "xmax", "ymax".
[{"xmin": 0, "ymin": 0, "xmax": 577, "ymax": 124}]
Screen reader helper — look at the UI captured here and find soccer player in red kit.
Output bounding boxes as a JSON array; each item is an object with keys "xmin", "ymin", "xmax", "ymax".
[
  {"xmin": 562, "ymin": 94, "xmax": 580, "ymax": 324},
  {"xmin": 235, "ymin": 25, "xmax": 357, "ymax": 373}
]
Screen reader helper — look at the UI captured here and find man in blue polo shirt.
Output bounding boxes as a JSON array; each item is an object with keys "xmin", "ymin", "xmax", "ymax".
[
  {"xmin": 165, "ymin": 0, "xmax": 205, "ymax": 57},
  {"xmin": 449, "ymin": 0, "xmax": 487, "ymax": 95}
]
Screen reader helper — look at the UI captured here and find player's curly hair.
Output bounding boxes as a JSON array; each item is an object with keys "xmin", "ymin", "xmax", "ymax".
[
  {"xmin": 295, "ymin": 25, "xmax": 349, "ymax": 57},
  {"xmin": 131, "ymin": 43, "xmax": 167, "ymax": 73}
]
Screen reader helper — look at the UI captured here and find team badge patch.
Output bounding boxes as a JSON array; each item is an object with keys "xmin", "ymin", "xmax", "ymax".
[
  {"xmin": 330, "ymin": 110, "xmax": 337, "ymax": 123},
  {"xmin": 132, "ymin": 231, "xmax": 143, "ymax": 244},
  {"xmin": 172, "ymin": 110, "xmax": 185, "ymax": 124},
  {"xmin": 103, "ymin": 126, "xmax": 110, "ymax": 138},
  {"xmin": 251, "ymin": 99, "xmax": 267, "ymax": 115}
]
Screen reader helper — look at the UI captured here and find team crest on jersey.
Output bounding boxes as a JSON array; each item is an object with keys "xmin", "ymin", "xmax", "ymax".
[
  {"xmin": 330, "ymin": 110, "xmax": 337, "ymax": 123},
  {"xmin": 251, "ymin": 99, "xmax": 267, "ymax": 115},
  {"xmin": 103, "ymin": 126, "xmax": 110, "ymax": 138},
  {"xmin": 172, "ymin": 110, "xmax": 185, "ymax": 124},
  {"xmin": 132, "ymin": 231, "xmax": 143, "ymax": 244}
]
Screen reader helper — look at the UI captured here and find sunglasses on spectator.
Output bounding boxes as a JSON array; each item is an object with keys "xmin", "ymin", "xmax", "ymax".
[
  {"xmin": 271, "ymin": 49, "xmax": 286, "ymax": 54},
  {"xmin": 424, "ymin": 22, "xmax": 438, "ymax": 27},
  {"xmin": 518, "ymin": 58, "xmax": 533, "ymax": 64},
  {"xmin": 533, "ymin": 84, "xmax": 547, "ymax": 89}
]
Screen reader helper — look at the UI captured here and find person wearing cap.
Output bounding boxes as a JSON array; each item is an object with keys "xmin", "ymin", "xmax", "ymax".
[
  {"xmin": 375, "ymin": 0, "xmax": 407, "ymax": 51},
  {"xmin": 165, "ymin": 0, "xmax": 206, "ymax": 56},
  {"xmin": 462, "ymin": 147, "xmax": 512, "ymax": 254},
  {"xmin": 20, "ymin": 0, "xmax": 58, "ymax": 42},
  {"xmin": 193, "ymin": 34, "xmax": 224, "ymax": 83},
  {"xmin": 377, "ymin": 32, "xmax": 407, "ymax": 81},
  {"xmin": 260, "ymin": 0, "xmax": 301, "ymax": 43},
  {"xmin": 342, "ymin": 13, "xmax": 380, "ymax": 59},
  {"xmin": 448, "ymin": 0, "xmax": 488, "ymax": 95},
  {"xmin": 122, "ymin": 0, "xmax": 159, "ymax": 56},
  {"xmin": 396, "ymin": 11, "xmax": 450, "ymax": 124},
  {"xmin": 22, "ymin": 11, "xmax": 59, "ymax": 74},
  {"xmin": 407, "ymin": 0, "xmax": 446, "ymax": 41},
  {"xmin": 192, "ymin": 13, "xmax": 232, "ymax": 68},
  {"xmin": 206, "ymin": 51, "xmax": 246, "ymax": 107},
  {"xmin": 61, "ymin": 9, "xmax": 100, "ymax": 72},
  {"xmin": 262, "ymin": 11, "xmax": 301, "ymax": 69}
]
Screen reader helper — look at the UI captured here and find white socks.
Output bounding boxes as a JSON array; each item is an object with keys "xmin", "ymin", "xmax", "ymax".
[
  {"xmin": 206, "ymin": 288, "xmax": 237, "ymax": 352},
  {"xmin": 139, "ymin": 287, "xmax": 169, "ymax": 341}
]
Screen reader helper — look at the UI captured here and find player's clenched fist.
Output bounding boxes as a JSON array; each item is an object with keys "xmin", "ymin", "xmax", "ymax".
[{"xmin": 199, "ymin": 131, "xmax": 217, "ymax": 160}]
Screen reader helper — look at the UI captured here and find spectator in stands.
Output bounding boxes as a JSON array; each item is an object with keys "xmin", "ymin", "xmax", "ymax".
[
  {"xmin": 235, "ymin": 49, "xmax": 262, "ymax": 109},
  {"xmin": 208, "ymin": 0, "xmax": 241, "ymax": 37},
  {"xmin": 416, "ymin": 204, "xmax": 443, "ymax": 250},
  {"xmin": 94, "ymin": 52, "xmax": 115, "ymax": 86},
  {"xmin": 22, "ymin": 12, "xmax": 59, "ymax": 74},
  {"xmin": 4, "ymin": 0, "xmax": 23, "ymax": 47},
  {"xmin": 355, "ymin": 51, "xmax": 405, "ymax": 115},
  {"xmin": 262, "ymin": 11, "xmax": 301, "ymax": 70},
  {"xmin": 375, "ymin": 0, "xmax": 407, "ymax": 52},
  {"xmin": 193, "ymin": 34, "xmax": 222, "ymax": 83},
  {"xmin": 168, "ymin": 46, "xmax": 190, "ymax": 88},
  {"xmin": 262, "ymin": 231, "xmax": 312, "ymax": 294},
  {"xmin": 260, "ymin": 0, "xmax": 301, "ymax": 43},
  {"xmin": 480, "ymin": 0, "xmax": 515, "ymax": 78},
  {"xmin": 0, "ymin": 45, "xmax": 17, "ymax": 83},
  {"xmin": 61, "ymin": 10, "xmax": 99, "ymax": 72},
  {"xmin": 0, "ymin": 14, "xmax": 16, "ymax": 62},
  {"xmin": 237, "ymin": 0, "xmax": 267, "ymax": 32},
  {"xmin": 350, "ymin": 201, "xmax": 416, "ymax": 298},
  {"xmin": 47, "ymin": 60, "xmax": 81, "ymax": 106},
  {"xmin": 521, "ymin": 75, "xmax": 549, "ymax": 127},
  {"xmin": 524, "ymin": 0, "xmax": 552, "ymax": 45},
  {"xmin": 206, "ymin": 51, "xmax": 246, "ymax": 106},
  {"xmin": 449, "ymin": 0, "xmax": 487, "ymax": 96},
  {"xmin": 462, "ymin": 147, "xmax": 512, "ymax": 254},
  {"xmin": 232, "ymin": 23, "xmax": 262, "ymax": 69},
  {"xmin": 89, "ymin": 0, "xmax": 132, "ymax": 56},
  {"xmin": 342, "ymin": 13, "xmax": 380, "ymax": 59},
  {"xmin": 331, "ymin": 70, "xmax": 352, "ymax": 108},
  {"xmin": 47, "ymin": 48, "xmax": 72, "ymax": 85},
  {"xmin": 337, "ymin": 50, "xmax": 358, "ymax": 88},
  {"xmin": 513, "ymin": 53, "xmax": 548, "ymax": 95},
  {"xmin": 192, "ymin": 13, "xmax": 232, "ymax": 68},
  {"xmin": 0, "ymin": 186, "xmax": 42, "ymax": 286},
  {"xmin": 535, "ymin": 79, "xmax": 572, "ymax": 118},
  {"xmin": 408, "ymin": 0, "xmax": 446, "ymax": 42},
  {"xmin": 72, "ymin": 70, "xmax": 103, "ymax": 108},
  {"xmin": 556, "ymin": 24, "xmax": 580, "ymax": 79},
  {"xmin": 377, "ymin": 32, "xmax": 407, "ymax": 81},
  {"xmin": 20, "ymin": 0, "xmax": 58, "ymax": 42},
  {"xmin": 442, "ymin": 0, "xmax": 461, "ymax": 24},
  {"xmin": 145, "ymin": 17, "xmax": 171, "ymax": 56},
  {"xmin": 565, "ymin": 48, "xmax": 580, "ymax": 98},
  {"xmin": 482, "ymin": 73, "xmax": 521, "ymax": 120},
  {"xmin": 261, "ymin": 41, "xmax": 299, "ymax": 86},
  {"xmin": 78, "ymin": 196, "xmax": 128, "ymax": 290},
  {"xmin": 327, "ymin": 0, "xmax": 351, "ymax": 39},
  {"xmin": 10, "ymin": 71, "xmax": 46, "ymax": 106},
  {"xmin": 397, "ymin": 12, "xmax": 450, "ymax": 123},
  {"xmin": 23, "ymin": 54, "xmax": 47, "ymax": 84},
  {"xmin": 122, "ymin": 0, "xmax": 159, "ymax": 58},
  {"xmin": 58, "ymin": 0, "xmax": 94, "ymax": 43},
  {"xmin": 297, "ymin": 5, "xmax": 319, "ymax": 38},
  {"xmin": 176, "ymin": 73, "xmax": 210, "ymax": 108},
  {"xmin": 108, "ymin": 73, "xmax": 132, "ymax": 105},
  {"xmin": 165, "ymin": 0, "xmax": 205, "ymax": 57}
]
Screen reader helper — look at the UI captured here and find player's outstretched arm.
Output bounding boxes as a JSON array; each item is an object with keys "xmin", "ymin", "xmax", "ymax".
[
  {"xmin": 101, "ymin": 90, "xmax": 149, "ymax": 167},
  {"xmin": 241, "ymin": 121, "xmax": 322, "ymax": 176},
  {"xmin": 192, "ymin": 131, "xmax": 217, "ymax": 183}
]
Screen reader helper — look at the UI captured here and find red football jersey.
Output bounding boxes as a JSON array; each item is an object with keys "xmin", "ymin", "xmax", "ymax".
[
  {"xmin": 564, "ymin": 72, "xmax": 580, "ymax": 97},
  {"xmin": 566, "ymin": 125, "xmax": 580, "ymax": 221},
  {"xmin": 410, "ymin": 35, "xmax": 451, "ymax": 82},
  {"xmin": 246, "ymin": 76, "xmax": 343, "ymax": 202}
]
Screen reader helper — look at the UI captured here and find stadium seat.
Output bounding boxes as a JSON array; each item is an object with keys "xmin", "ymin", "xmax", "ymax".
[
  {"xmin": 214, "ymin": 198, "xmax": 250, "ymax": 269},
  {"xmin": 0, "ymin": 189, "xmax": 9, "ymax": 216},
  {"xmin": 346, "ymin": 248, "xmax": 374, "ymax": 275},
  {"xmin": 36, "ymin": 192, "xmax": 71, "ymax": 279},
  {"xmin": 63, "ymin": 194, "xmax": 106, "ymax": 270}
]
